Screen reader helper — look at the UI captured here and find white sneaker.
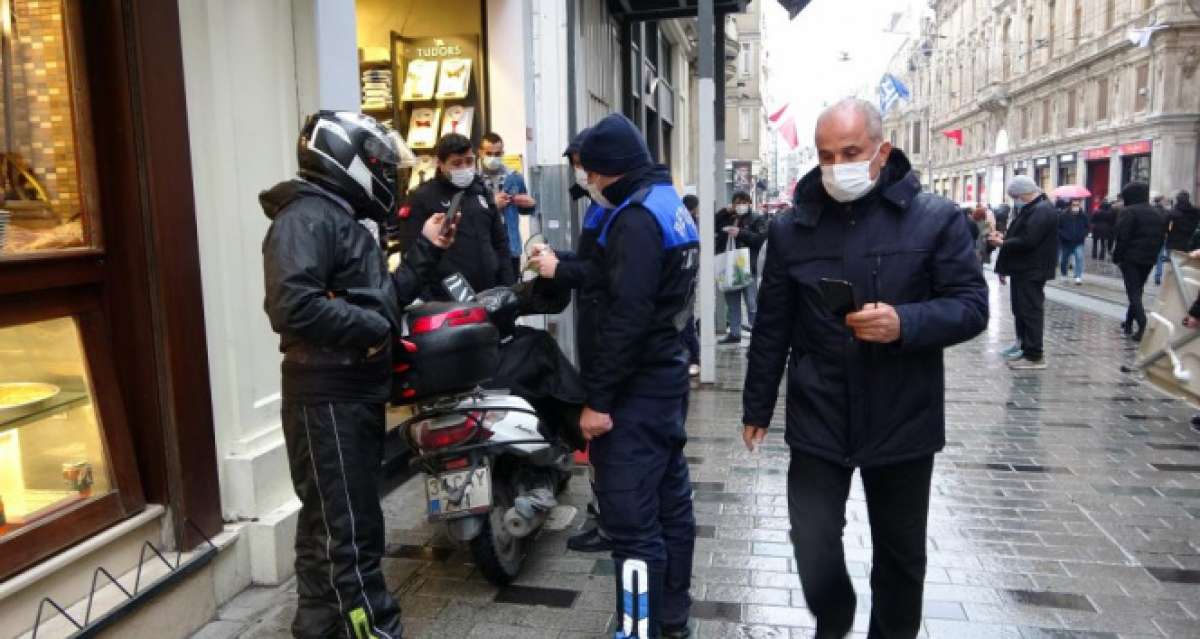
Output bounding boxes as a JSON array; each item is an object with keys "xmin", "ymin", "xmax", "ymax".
[
  {"xmin": 1075, "ymin": 277, "xmax": 1082, "ymax": 285},
  {"xmin": 688, "ymin": 364, "xmax": 701, "ymax": 377}
]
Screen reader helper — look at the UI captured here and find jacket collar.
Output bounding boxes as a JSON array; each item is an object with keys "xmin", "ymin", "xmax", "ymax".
[{"xmin": 790, "ymin": 149, "xmax": 919, "ymax": 228}]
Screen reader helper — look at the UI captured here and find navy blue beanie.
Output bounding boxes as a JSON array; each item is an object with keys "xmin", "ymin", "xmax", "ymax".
[
  {"xmin": 563, "ymin": 127, "xmax": 591, "ymax": 158},
  {"xmin": 579, "ymin": 114, "xmax": 652, "ymax": 176}
]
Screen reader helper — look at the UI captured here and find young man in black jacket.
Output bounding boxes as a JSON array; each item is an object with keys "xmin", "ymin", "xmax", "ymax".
[
  {"xmin": 406, "ymin": 133, "xmax": 514, "ymax": 295},
  {"xmin": 714, "ymin": 191, "xmax": 767, "ymax": 344},
  {"xmin": 261, "ymin": 112, "xmax": 456, "ymax": 639},
  {"xmin": 1114, "ymin": 181, "xmax": 1168, "ymax": 341},
  {"xmin": 571, "ymin": 113, "xmax": 699, "ymax": 638},
  {"xmin": 991, "ymin": 176, "xmax": 1059, "ymax": 369}
]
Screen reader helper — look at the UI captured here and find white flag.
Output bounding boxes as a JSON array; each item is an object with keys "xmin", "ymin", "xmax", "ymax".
[{"xmin": 1127, "ymin": 23, "xmax": 1167, "ymax": 48}]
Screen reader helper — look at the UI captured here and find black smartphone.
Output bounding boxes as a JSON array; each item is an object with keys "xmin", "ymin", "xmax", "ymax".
[
  {"xmin": 441, "ymin": 192, "xmax": 465, "ymax": 238},
  {"xmin": 819, "ymin": 278, "xmax": 859, "ymax": 317}
]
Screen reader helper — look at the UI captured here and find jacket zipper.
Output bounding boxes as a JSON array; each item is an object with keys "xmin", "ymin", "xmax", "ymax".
[{"xmin": 844, "ymin": 202, "xmax": 856, "ymax": 465}]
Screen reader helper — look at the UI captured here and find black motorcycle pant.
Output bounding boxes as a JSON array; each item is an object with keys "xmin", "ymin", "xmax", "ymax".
[{"xmin": 282, "ymin": 401, "xmax": 403, "ymax": 639}]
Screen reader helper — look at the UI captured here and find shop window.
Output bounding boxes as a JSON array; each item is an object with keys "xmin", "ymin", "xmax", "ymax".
[
  {"xmin": 0, "ymin": 0, "xmax": 96, "ymax": 258},
  {"xmin": 1135, "ymin": 63, "xmax": 1149, "ymax": 112},
  {"xmin": 1097, "ymin": 77, "xmax": 1109, "ymax": 120},
  {"xmin": 0, "ymin": 317, "xmax": 110, "ymax": 542}
]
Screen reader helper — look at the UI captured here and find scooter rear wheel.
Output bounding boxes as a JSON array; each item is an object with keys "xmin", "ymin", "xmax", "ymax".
[{"xmin": 471, "ymin": 507, "xmax": 526, "ymax": 585}]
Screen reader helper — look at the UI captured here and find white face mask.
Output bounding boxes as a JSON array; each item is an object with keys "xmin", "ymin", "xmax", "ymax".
[
  {"xmin": 574, "ymin": 167, "xmax": 589, "ymax": 189},
  {"xmin": 586, "ymin": 181, "xmax": 614, "ymax": 209},
  {"xmin": 820, "ymin": 145, "xmax": 882, "ymax": 203},
  {"xmin": 449, "ymin": 167, "xmax": 475, "ymax": 189},
  {"xmin": 735, "ymin": 204, "xmax": 750, "ymax": 216},
  {"xmin": 483, "ymin": 156, "xmax": 504, "ymax": 172}
]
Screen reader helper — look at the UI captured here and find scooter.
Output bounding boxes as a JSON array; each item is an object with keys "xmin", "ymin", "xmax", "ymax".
[{"xmin": 395, "ymin": 276, "xmax": 575, "ymax": 586}]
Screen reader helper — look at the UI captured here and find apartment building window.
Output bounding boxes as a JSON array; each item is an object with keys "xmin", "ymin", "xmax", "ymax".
[
  {"xmin": 738, "ymin": 106, "xmax": 753, "ymax": 141},
  {"xmin": 1073, "ymin": 0, "xmax": 1083, "ymax": 44},
  {"xmin": 1022, "ymin": 106, "xmax": 1030, "ymax": 139},
  {"xmin": 1047, "ymin": 0, "xmax": 1056, "ymax": 59},
  {"xmin": 1067, "ymin": 88, "xmax": 1077, "ymax": 128},
  {"xmin": 1135, "ymin": 63, "xmax": 1150, "ymax": 112},
  {"xmin": 911, "ymin": 120, "xmax": 922, "ymax": 155},
  {"xmin": 1002, "ymin": 18, "xmax": 1012, "ymax": 80},
  {"xmin": 1143, "ymin": 0, "xmax": 1153, "ymax": 11},
  {"xmin": 890, "ymin": 130, "xmax": 897, "ymax": 146},
  {"xmin": 1042, "ymin": 97, "xmax": 1051, "ymax": 136},
  {"xmin": 1097, "ymin": 77, "xmax": 1109, "ymax": 120},
  {"xmin": 1026, "ymin": 14, "xmax": 1035, "ymax": 71},
  {"xmin": 1105, "ymin": 0, "xmax": 1116, "ymax": 30},
  {"xmin": 738, "ymin": 42, "xmax": 752, "ymax": 77}
]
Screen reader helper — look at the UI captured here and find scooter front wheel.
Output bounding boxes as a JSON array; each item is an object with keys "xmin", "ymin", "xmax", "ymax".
[{"xmin": 470, "ymin": 506, "xmax": 526, "ymax": 585}]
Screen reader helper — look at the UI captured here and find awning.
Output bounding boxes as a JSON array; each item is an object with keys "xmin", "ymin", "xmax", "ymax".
[{"xmin": 607, "ymin": 0, "xmax": 749, "ymax": 21}]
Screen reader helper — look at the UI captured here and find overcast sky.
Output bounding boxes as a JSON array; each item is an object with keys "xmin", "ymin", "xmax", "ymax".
[{"xmin": 762, "ymin": 0, "xmax": 927, "ymax": 149}]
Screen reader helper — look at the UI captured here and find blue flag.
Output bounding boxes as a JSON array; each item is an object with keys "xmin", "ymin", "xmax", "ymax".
[{"xmin": 879, "ymin": 74, "xmax": 911, "ymax": 114}]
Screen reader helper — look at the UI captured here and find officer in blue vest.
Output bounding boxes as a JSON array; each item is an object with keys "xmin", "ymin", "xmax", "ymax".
[{"xmin": 574, "ymin": 113, "xmax": 699, "ymax": 639}]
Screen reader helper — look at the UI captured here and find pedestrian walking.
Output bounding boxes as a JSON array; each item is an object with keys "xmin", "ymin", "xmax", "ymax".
[
  {"xmin": 972, "ymin": 204, "xmax": 996, "ymax": 263},
  {"xmin": 572, "ymin": 113, "xmax": 699, "ymax": 638},
  {"xmin": 715, "ymin": 191, "xmax": 767, "ymax": 344},
  {"xmin": 406, "ymin": 133, "xmax": 515, "ymax": 295},
  {"xmin": 1152, "ymin": 192, "xmax": 1170, "ymax": 285},
  {"xmin": 1058, "ymin": 199, "xmax": 1088, "ymax": 285},
  {"xmin": 1091, "ymin": 199, "xmax": 1116, "ymax": 260},
  {"xmin": 681, "ymin": 194, "xmax": 702, "ymax": 375},
  {"xmin": 261, "ymin": 112, "xmax": 457, "ymax": 638},
  {"xmin": 1114, "ymin": 181, "xmax": 1168, "ymax": 341},
  {"xmin": 479, "ymin": 131, "xmax": 537, "ymax": 275},
  {"xmin": 1167, "ymin": 190, "xmax": 1200, "ymax": 252},
  {"xmin": 527, "ymin": 128, "xmax": 614, "ymax": 555},
  {"xmin": 742, "ymin": 99, "xmax": 988, "ymax": 639},
  {"xmin": 990, "ymin": 176, "xmax": 1058, "ymax": 370}
]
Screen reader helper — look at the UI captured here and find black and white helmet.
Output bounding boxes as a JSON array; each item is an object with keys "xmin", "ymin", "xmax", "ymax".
[{"xmin": 297, "ymin": 111, "xmax": 413, "ymax": 222}]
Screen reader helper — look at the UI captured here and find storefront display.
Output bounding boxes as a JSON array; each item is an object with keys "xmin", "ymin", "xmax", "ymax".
[
  {"xmin": 441, "ymin": 105, "xmax": 474, "ymax": 138},
  {"xmin": 1120, "ymin": 141, "xmax": 1153, "ymax": 188},
  {"xmin": 400, "ymin": 58, "xmax": 439, "ymax": 101},
  {"xmin": 1058, "ymin": 153, "xmax": 1077, "ymax": 187},
  {"xmin": 407, "ymin": 107, "xmax": 441, "ymax": 150},
  {"xmin": 0, "ymin": 317, "xmax": 111, "ymax": 539},
  {"xmin": 435, "ymin": 57, "xmax": 472, "ymax": 100}
]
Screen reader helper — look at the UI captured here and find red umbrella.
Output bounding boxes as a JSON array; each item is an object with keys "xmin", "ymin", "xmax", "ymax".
[{"xmin": 1051, "ymin": 185, "xmax": 1091, "ymax": 200}]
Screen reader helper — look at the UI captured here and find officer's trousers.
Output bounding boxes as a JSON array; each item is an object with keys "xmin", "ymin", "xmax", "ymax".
[
  {"xmin": 281, "ymin": 402, "xmax": 403, "ymax": 639},
  {"xmin": 591, "ymin": 394, "xmax": 696, "ymax": 636}
]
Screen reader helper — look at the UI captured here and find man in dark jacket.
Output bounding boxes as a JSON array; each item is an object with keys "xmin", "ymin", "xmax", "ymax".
[
  {"xmin": 527, "ymin": 128, "xmax": 615, "ymax": 554},
  {"xmin": 406, "ymin": 133, "xmax": 514, "ymax": 295},
  {"xmin": 261, "ymin": 112, "xmax": 456, "ymax": 638},
  {"xmin": 1114, "ymin": 181, "xmax": 1168, "ymax": 341},
  {"xmin": 1092, "ymin": 199, "xmax": 1116, "ymax": 260},
  {"xmin": 571, "ymin": 113, "xmax": 699, "ymax": 639},
  {"xmin": 1058, "ymin": 199, "xmax": 1089, "ymax": 284},
  {"xmin": 715, "ymin": 191, "xmax": 767, "ymax": 344},
  {"xmin": 742, "ymin": 99, "xmax": 988, "ymax": 639},
  {"xmin": 991, "ymin": 176, "xmax": 1058, "ymax": 369},
  {"xmin": 1166, "ymin": 190, "xmax": 1199, "ymax": 251}
]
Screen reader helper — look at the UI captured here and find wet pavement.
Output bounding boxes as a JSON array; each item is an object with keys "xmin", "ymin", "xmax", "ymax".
[{"xmin": 195, "ymin": 274, "xmax": 1200, "ymax": 639}]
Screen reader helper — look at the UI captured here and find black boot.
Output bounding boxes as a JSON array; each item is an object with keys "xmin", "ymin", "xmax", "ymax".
[{"xmin": 567, "ymin": 525, "xmax": 613, "ymax": 553}]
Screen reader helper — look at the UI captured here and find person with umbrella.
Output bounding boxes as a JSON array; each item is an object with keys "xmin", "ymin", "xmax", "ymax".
[{"xmin": 1057, "ymin": 198, "xmax": 1089, "ymax": 285}]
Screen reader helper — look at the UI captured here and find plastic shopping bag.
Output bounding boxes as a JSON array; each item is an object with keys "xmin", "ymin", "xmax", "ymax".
[{"xmin": 716, "ymin": 235, "xmax": 752, "ymax": 292}]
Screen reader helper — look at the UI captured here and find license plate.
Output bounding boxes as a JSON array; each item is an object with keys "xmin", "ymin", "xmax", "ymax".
[{"xmin": 425, "ymin": 466, "xmax": 491, "ymax": 520}]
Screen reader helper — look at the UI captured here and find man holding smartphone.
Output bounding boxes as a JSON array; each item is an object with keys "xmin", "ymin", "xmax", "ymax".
[{"xmin": 742, "ymin": 99, "xmax": 987, "ymax": 639}]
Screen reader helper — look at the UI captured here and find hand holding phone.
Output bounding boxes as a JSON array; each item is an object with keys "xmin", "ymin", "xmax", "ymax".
[{"xmin": 819, "ymin": 278, "xmax": 859, "ymax": 318}]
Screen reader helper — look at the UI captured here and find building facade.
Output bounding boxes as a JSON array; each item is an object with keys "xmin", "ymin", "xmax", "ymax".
[
  {"xmin": 724, "ymin": 0, "xmax": 764, "ymax": 199},
  {"xmin": 885, "ymin": 0, "xmax": 1200, "ymax": 209}
]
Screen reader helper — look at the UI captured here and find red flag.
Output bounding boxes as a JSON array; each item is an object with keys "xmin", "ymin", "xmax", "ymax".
[
  {"xmin": 942, "ymin": 129, "xmax": 963, "ymax": 146},
  {"xmin": 779, "ymin": 116, "xmax": 799, "ymax": 149},
  {"xmin": 768, "ymin": 103, "xmax": 789, "ymax": 123}
]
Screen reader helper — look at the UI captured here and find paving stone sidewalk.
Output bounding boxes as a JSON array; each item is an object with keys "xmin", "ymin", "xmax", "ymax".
[{"xmin": 195, "ymin": 275, "xmax": 1200, "ymax": 639}]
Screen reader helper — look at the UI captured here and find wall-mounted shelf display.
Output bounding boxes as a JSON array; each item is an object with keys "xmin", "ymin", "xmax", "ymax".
[
  {"xmin": 434, "ymin": 58, "xmax": 471, "ymax": 100},
  {"xmin": 440, "ymin": 105, "xmax": 474, "ymax": 138},
  {"xmin": 400, "ymin": 58, "xmax": 438, "ymax": 102},
  {"xmin": 407, "ymin": 107, "xmax": 441, "ymax": 150}
]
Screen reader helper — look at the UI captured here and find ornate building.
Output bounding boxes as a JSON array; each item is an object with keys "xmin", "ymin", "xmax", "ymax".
[{"xmin": 884, "ymin": 0, "xmax": 1200, "ymax": 209}]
